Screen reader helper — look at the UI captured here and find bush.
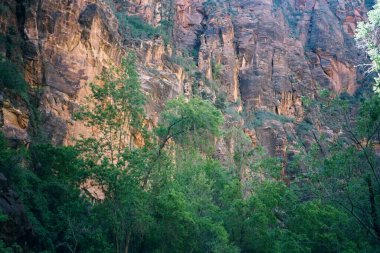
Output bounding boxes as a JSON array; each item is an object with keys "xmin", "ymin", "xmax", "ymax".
[
  {"xmin": 117, "ymin": 14, "xmax": 159, "ymax": 40},
  {"xmin": 0, "ymin": 4, "xmax": 10, "ymax": 15},
  {"xmin": 167, "ymin": 54, "xmax": 197, "ymax": 73},
  {"xmin": 250, "ymin": 110, "xmax": 293, "ymax": 127},
  {"xmin": 215, "ymin": 92, "xmax": 227, "ymax": 111},
  {"xmin": 0, "ymin": 240, "xmax": 13, "ymax": 253},
  {"xmin": 212, "ymin": 60, "xmax": 223, "ymax": 80},
  {"xmin": 0, "ymin": 58, "xmax": 27, "ymax": 94},
  {"xmin": 296, "ymin": 120, "xmax": 313, "ymax": 135}
]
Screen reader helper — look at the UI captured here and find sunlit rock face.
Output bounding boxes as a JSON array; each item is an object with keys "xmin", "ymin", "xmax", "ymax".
[
  {"xmin": 1, "ymin": 0, "xmax": 123, "ymax": 144},
  {"xmin": 0, "ymin": 0, "xmax": 372, "ymax": 157},
  {"xmin": 0, "ymin": 0, "xmax": 186, "ymax": 145},
  {"xmin": 189, "ymin": 0, "xmax": 370, "ymax": 157},
  {"xmin": 197, "ymin": 0, "xmax": 368, "ymax": 110}
]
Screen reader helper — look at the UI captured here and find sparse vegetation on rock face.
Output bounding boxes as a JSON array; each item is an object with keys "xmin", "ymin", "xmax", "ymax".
[
  {"xmin": 0, "ymin": 58, "xmax": 27, "ymax": 95},
  {"xmin": 1, "ymin": 0, "xmax": 380, "ymax": 252}
]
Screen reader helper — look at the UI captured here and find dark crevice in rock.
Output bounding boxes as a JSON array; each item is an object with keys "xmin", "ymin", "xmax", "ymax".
[
  {"xmin": 15, "ymin": 0, "xmax": 26, "ymax": 40},
  {"xmin": 218, "ymin": 28, "xmax": 224, "ymax": 46},
  {"xmin": 193, "ymin": 11, "xmax": 208, "ymax": 64},
  {"xmin": 305, "ymin": 1, "xmax": 317, "ymax": 53},
  {"xmin": 79, "ymin": 4, "xmax": 98, "ymax": 40}
]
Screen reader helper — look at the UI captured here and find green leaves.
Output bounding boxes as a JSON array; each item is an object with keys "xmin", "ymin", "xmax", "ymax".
[
  {"xmin": 357, "ymin": 95, "xmax": 380, "ymax": 140},
  {"xmin": 117, "ymin": 14, "xmax": 160, "ymax": 40},
  {"xmin": 76, "ymin": 53, "xmax": 145, "ymax": 166},
  {"xmin": 0, "ymin": 57, "xmax": 28, "ymax": 99},
  {"xmin": 356, "ymin": 3, "xmax": 380, "ymax": 93},
  {"xmin": 145, "ymin": 149, "xmax": 239, "ymax": 253},
  {"xmin": 156, "ymin": 96, "xmax": 224, "ymax": 152},
  {"xmin": 3, "ymin": 24, "xmax": 380, "ymax": 251},
  {"xmin": 77, "ymin": 53, "xmax": 145, "ymax": 129}
]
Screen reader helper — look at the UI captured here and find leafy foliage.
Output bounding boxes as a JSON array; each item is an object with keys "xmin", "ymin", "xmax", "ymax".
[
  {"xmin": 117, "ymin": 14, "xmax": 160, "ymax": 40},
  {"xmin": 2, "ymin": 33, "xmax": 380, "ymax": 253},
  {"xmin": 75, "ymin": 53, "xmax": 145, "ymax": 165},
  {"xmin": 115, "ymin": 12, "xmax": 173, "ymax": 44},
  {"xmin": 356, "ymin": 3, "xmax": 380, "ymax": 93},
  {"xmin": 156, "ymin": 96, "xmax": 224, "ymax": 149},
  {"xmin": 211, "ymin": 60, "xmax": 223, "ymax": 80},
  {"xmin": 0, "ymin": 57, "xmax": 27, "ymax": 95},
  {"xmin": 250, "ymin": 110, "xmax": 294, "ymax": 127}
]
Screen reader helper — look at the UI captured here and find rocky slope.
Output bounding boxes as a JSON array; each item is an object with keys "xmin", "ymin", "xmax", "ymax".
[{"xmin": 0, "ymin": 0, "xmax": 373, "ymax": 158}]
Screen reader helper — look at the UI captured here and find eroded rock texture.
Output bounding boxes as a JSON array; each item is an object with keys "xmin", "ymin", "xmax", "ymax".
[
  {"xmin": 0, "ymin": 0, "xmax": 373, "ymax": 156},
  {"xmin": 0, "ymin": 0, "xmax": 375, "ymax": 238},
  {"xmin": 193, "ymin": 0, "xmax": 371, "ymax": 157}
]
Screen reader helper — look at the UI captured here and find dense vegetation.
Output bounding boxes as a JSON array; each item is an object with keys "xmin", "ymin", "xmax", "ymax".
[{"xmin": 1, "ymin": 4, "xmax": 380, "ymax": 253}]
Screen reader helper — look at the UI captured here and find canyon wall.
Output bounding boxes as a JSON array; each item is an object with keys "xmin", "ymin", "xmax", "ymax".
[{"xmin": 0, "ymin": 0, "xmax": 372, "ymax": 156}]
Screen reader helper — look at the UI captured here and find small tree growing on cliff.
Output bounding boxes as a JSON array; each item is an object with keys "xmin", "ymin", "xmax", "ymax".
[
  {"xmin": 75, "ymin": 53, "xmax": 150, "ymax": 253},
  {"xmin": 75, "ymin": 53, "xmax": 145, "ymax": 165}
]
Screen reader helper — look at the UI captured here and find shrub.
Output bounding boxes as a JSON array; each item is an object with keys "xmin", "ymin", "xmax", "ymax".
[
  {"xmin": 117, "ymin": 14, "xmax": 159, "ymax": 40},
  {"xmin": 0, "ymin": 4, "xmax": 10, "ymax": 15},
  {"xmin": 250, "ymin": 110, "xmax": 293, "ymax": 127},
  {"xmin": 215, "ymin": 92, "xmax": 227, "ymax": 111},
  {"xmin": 167, "ymin": 54, "xmax": 197, "ymax": 73},
  {"xmin": 296, "ymin": 120, "xmax": 313, "ymax": 135},
  {"xmin": 0, "ymin": 58, "xmax": 27, "ymax": 95},
  {"xmin": 212, "ymin": 60, "xmax": 223, "ymax": 80}
]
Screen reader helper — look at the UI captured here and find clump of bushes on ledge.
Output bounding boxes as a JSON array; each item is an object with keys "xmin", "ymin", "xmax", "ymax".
[
  {"xmin": 116, "ymin": 13, "xmax": 173, "ymax": 44},
  {"xmin": 117, "ymin": 13, "xmax": 160, "ymax": 39},
  {"xmin": 250, "ymin": 110, "xmax": 294, "ymax": 127},
  {"xmin": 0, "ymin": 57, "xmax": 28, "ymax": 95}
]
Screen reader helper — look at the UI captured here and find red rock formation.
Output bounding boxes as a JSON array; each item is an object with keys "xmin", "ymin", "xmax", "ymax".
[
  {"xmin": 0, "ymin": 0, "xmax": 375, "ymax": 247},
  {"xmin": 193, "ymin": 0, "xmax": 370, "ymax": 158},
  {"xmin": 0, "ymin": 0, "xmax": 372, "ymax": 158}
]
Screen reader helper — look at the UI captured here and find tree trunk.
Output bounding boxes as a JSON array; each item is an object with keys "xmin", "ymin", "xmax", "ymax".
[
  {"xmin": 367, "ymin": 175, "xmax": 380, "ymax": 238},
  {"xmin": 124, "ymin": 231, "xmax": 131, "ymax": 253}
]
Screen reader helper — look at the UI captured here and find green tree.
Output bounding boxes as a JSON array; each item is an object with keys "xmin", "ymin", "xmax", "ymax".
[
  {"xmin": 289, "ymin": 94, "xmax": 380, "ymax": 249},
  {"xmin": 356, "ymin": 3, "xmax": 380, "ymax": 93},
  {"xmin": 76, "ymin": 53, "xmax": 145, "ymax": 165},
  {"xmin": 75, "ymin": 53, "xmax": 151, "ymax": 253},
  {"xmin": 156, "ymin": 96, "xmax": 223, "ymax": 154}
]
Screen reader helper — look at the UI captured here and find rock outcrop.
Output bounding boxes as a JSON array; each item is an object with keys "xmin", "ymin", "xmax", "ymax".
[
  {"xmin": 0, "ymin": 0, "xmax": 373, "ymax": 160},
  {"xmin": 191, "ymin": 0, "xmax": 370, "ymax": 158},
  {"xmin": 0, "ymin": 0, "xmax": 376, "ymax": 249}
]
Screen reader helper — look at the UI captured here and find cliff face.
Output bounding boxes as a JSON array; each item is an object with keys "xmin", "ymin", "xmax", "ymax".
[
  {"xmin": 1, "ymin": 0, "xmax": 123, "ymax": 144},
  {"xmin": 0, "ymin": 0, "xmax": 372, "ymax": 155},
  {"xmin": 111, "ymin": 0, "xmax": 371, "ymax": 160},
  {"xmin": 191, "ymin": 0, "xmax": 370, "ymax": 157}
]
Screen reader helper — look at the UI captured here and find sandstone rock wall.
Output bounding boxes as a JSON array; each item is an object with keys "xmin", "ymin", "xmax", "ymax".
[
  {"xmin": 1, "ymin": 0, "xmax": 123, "ymax": 144},
  {"xmin": 190, "ymin": 0, "xmax": 370, "ymax": 157},
  {"xmin": 0, "ymin": 0, "xmax": 186, "ymax": 145},
  {"xmin": 0, "ymin": 0, "xmax": 374, "ymax": 245},
  {"xmin": 0, "ymin": 0, "xmax": 372, "ymax": 157}
]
